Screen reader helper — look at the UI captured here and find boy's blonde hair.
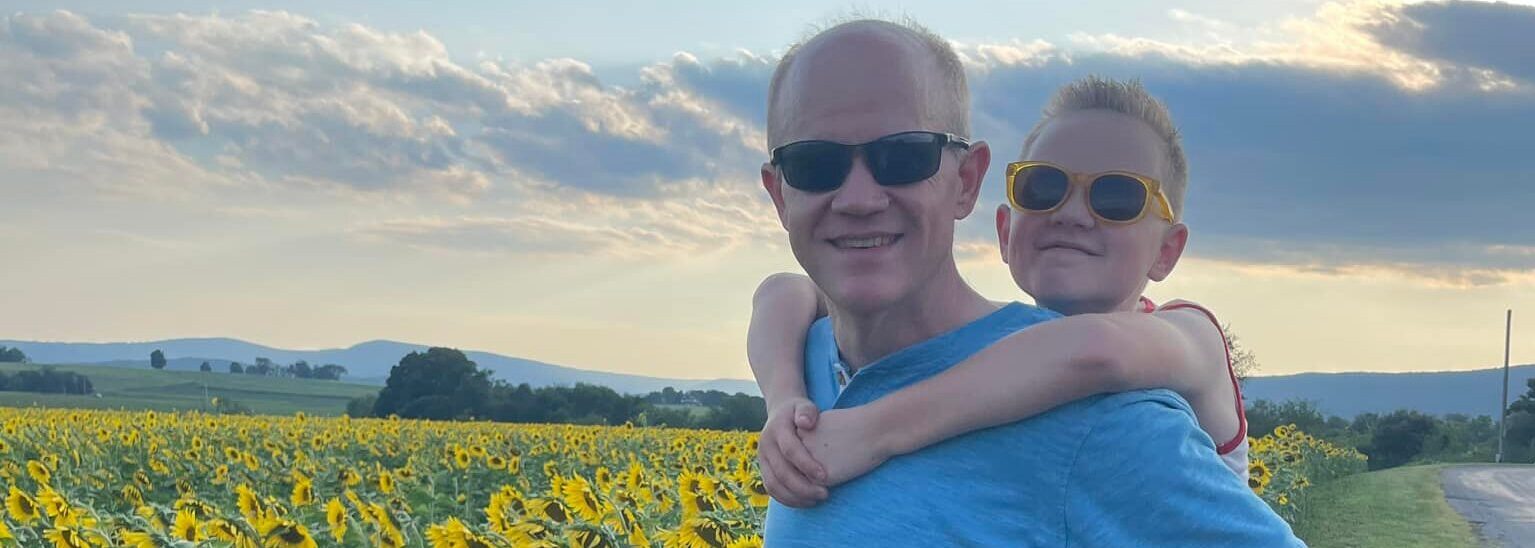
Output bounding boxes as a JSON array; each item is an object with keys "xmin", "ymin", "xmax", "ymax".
[{"xmin": 1021, "ymin": 76, "xmax": 1188, "ymax": 218}]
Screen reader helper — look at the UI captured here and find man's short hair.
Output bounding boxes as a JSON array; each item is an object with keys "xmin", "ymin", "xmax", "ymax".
[
  {"xmin": 1021, "ymin": 76, "xmax": 1189, "ymax": 218},
  {"xmin": 765, "ymin": 17, "xmax": 970, "ymax": 149}
]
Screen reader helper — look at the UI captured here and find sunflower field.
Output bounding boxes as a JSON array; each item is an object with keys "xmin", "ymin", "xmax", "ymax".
[
  {"xmin": 1246, "ymin": 423, "xmax": 1368, "ymax": 523},
  {"xmin": 0, "ymin": 407, "xmax": 1363, "ymax": 547}
]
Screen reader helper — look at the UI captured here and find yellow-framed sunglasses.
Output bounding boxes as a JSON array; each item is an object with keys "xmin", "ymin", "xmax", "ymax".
[{"xmin": 1005, "ymin": 161, "xmax": 1177, "ymax": 224}]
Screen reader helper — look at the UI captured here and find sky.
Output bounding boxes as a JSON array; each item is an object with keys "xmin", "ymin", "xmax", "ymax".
[{"xmin": 1, "ymin": 1, "xmax": 1532, "ymax": 381}]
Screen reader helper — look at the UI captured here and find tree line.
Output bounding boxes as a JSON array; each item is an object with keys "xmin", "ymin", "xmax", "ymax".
[
  {"xmin": 148, "ymin": 350, "xmax": 348, "ymax": 380},
  {"xmin": 0, "ymin": 365, "xmax": 94, "ymax": 395},
  {"xmin": 346, "ymin": 348, "xmax": 767, "ymax": 431},
  {"xmin": 0, "ymin": 346, "xmax": 29, "ymax": 363},
  {"xmin": 1248, "ymin": 378, "xmax": 1535, "ymax": 469}
]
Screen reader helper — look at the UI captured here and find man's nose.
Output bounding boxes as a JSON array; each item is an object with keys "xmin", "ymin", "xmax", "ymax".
[
  {"xmin": 829, "ymin": 156, "xmax": 890, "ymax": 216},
  {"xmin": 1048, "ymin": 185, "xmax": 1096, "ymax": 228}
]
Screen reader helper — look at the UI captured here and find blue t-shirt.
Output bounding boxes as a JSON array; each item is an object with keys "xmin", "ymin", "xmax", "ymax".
[{"xmin": 762, "ymin": 302, "xmax": 1303, "ymax": 547}]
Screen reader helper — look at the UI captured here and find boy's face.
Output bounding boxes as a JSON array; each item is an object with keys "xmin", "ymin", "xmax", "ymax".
[{"xmin": 996, "ymin": 109, "xmax": 1188, "ymax": 316}]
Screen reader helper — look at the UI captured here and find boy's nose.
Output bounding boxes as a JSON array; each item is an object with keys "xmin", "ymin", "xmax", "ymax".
[
  {"xmin": 1048, "ymin": 186, "xmax": 1096, "ymax": 228},
  {"xmin": 829, "ymin": 157, "xmax": 890, "ymax": 216}
]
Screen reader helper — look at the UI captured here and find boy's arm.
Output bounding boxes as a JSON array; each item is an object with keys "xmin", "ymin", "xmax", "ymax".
[
  {"xmin": 748, "ymin": 272, "xmax": 825, "ymax": 409},
  {"xmin": 747, "ymin": 272, "xmax": 829, "ymax": 506},
  {"xmin": 864, "ymin": 308, "xmax": 1232, "ymax": 458}
]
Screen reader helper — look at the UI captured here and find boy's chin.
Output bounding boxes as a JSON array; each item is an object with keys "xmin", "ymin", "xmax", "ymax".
[{"xmin": 1032, "ymin": 292, "xmax": 1118, "ymax": 316}]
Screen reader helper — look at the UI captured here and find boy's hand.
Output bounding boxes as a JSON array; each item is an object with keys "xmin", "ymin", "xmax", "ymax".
[
  {"xmin": 758, "ymin": 397, "xmax": 828, "ymax": 507},
  {"xmin": 797, "ymin": 407, "xmax": 895, "ymax": 487}
]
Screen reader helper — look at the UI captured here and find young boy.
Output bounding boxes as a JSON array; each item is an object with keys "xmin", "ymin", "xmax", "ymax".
[{"xmin": 749, "ymin": 76, "xmax": 1248, "ymax": 508}]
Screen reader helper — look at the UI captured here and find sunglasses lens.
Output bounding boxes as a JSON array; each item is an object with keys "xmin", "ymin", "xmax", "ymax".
[
  {"xmin": 865, "ymin": 132, "xmax": 944, "ymax": 186},
  {"xmin": 779, "ymin": 141, "xmax": 854, "ymax": 192},
  {"xmin": 1016, "ymin": 165, "xmax": 1069, "ymax": 211},
  {"xmin": 1090, "ymin": 174, "xmax": 1149, "ymax": 222}
]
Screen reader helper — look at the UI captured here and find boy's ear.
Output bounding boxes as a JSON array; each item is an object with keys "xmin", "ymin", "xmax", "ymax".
[
  {"xmin": 995, "ymin": 204, "xmax": 1012, "ymax": 264},
  {"xmin": 1148, "ymin": 223, "xmax": 1189, "ymax": 282},
  {"xmin": 761, "ymin": 162, "xmax": 789, "ymax": 230}
]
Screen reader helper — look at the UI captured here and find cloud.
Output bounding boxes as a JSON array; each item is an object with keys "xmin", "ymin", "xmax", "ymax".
[
  {"xmin": 3, "ymin": 3, "xmax": 1534, "ymax": 280},
  {"xmin": 1369, "ymin": 1, "xmax": 1535, "ymax": 84},
  {"xmin": 351, "ymin": 181, "xmax": 785, "ymax": 258}
]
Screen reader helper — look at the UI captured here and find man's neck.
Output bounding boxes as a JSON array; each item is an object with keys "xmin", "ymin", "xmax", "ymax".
[{"xmin": 828, "ymin": 261, "xmax": 997, "ymax": 370}]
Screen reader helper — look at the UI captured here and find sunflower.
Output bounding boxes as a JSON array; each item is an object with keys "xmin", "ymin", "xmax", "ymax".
[
  {"xmin": 377, "ymin": 471, "xmax": 395, "ymax": 494},
  {"xmin": 527, "ymin": 498, "xmax": 569, "ymax": 523},
  {"xmin": 658, "ymin": 517, "xmax": 732, "ymax": 548},
  {"xmin": 36, "ymin": 486, "xmax": 69, "ymax": 519},
  {"xmin": 486, "ymin": 455, "xmax": 507, "ymax": 471},
  {"xmin": 746, "ymin": 479, "xmax": 769, "ymax": 508},
  {"xmin": 8, "ymin": 486, "xmax": 41, "ymax": 524},
  {"xmin": 119, "ymin": 530, "xmax": 156, "ymax": 548},
  {"xmin": 505, "ymin": 522, "xmax": 558, "ymax": 546},
  {"xmin": 728, "ymin": 535, "xmax": 763, "ymax": 548},
  {"xmin": 561, "ymin": 474, "xmax": 607, "ymax": 522},
  {"xmin": 1248, "ymin": 461, "xmax": 1272, "ymax": 494},
  {"xmin": 567, "ymin": 525, "xmax": 619, "ymax": 548},
  {"xmin": 453, "ymin": 449, "xmax": 472, "ymax": 470},
  {"xmin": 172, "ymin": 508, "xmax": 203, "ymax": 541},
  {"xmin": 17, "ymin": 457, "xmax": 49, "ymax": 485},
  {"xmin": 236, "ymin": 484, "xmax": 267, "ymax": 523},
  {"xmin": 290, "ymin": 474, "xmax": 314, "ymax": 507},
  {"xmin": 0, "ymin": 516, "xmax": 10, "ymax": 541},
  {"xmin": 43, "ymin": 525, "xmax": 92, "ymax": 548},
  {"xmin": 205, "ymin": 518, "xmax": 247, "ymax": 545},
  {"xmin": 259, "ymin": 518, "xmax": 318, "ymax": 548},
  {"xmin": 325, "ymin": 498, "xmax": 347, "ymax": 543},
  {"xmin": 337, "ymin": 469, "xmax": 361, "ymax": 488}
]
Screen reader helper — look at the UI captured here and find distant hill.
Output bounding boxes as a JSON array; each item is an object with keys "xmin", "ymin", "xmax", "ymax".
[
  {"xmin": 1243, "ymin": 364, "xmax": 1535, "ymax": 419},
  {"xmin": 5, "ymin": 337, "xmax": 1530, "ymax": 416},
  {"xmin": 0, "ymin": 338, "xmax": 760, "ymax": 395}
]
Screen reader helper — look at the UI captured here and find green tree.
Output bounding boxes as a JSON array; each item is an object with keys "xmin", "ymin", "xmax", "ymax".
[
  {"xmin": 1366, "ymin": 410, "xmax": 1438, "ymax": 470},
  {"xmin": 228, "ymin": 361, "xmax": 244, "ymax": 374},
  {"xmin": 1246, "ymin": 398, "xmax": 1326, "ymax": 439},
  {"xmin": 150, "ymin": 350, "xmax": 167, "ymax": 370},
  {"xmin": 373, "ymin": 348, "xmax": 490, "ymax": 420},
  {"xmin": 199, "ymin": 361, "xmax": 212, "ymax": 372},
  {"xmin": 0, "ymin": 346, "xmax": 27, "ymax": 363}
]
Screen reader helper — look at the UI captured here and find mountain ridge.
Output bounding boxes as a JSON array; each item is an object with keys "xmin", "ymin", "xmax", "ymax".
[{"xmin": 3, "ymin": 337, "xmax": 1530, "ymax": 417}]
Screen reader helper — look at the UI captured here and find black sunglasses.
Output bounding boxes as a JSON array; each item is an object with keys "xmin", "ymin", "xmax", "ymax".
[{"xmin": 770, "ymin": 131, "xmax": 972, "ymax": 192}]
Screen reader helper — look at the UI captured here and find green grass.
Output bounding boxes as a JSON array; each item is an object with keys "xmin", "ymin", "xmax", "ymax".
[
  {"xmin": 0, "ymin": 362, "xmax": 379, "ymax": 416},
  {"xmin": 1292, "ymin": 465, "xmax": 1478, "ymax": 548}
]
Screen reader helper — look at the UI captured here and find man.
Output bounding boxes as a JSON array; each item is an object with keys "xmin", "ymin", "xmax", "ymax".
[{"xmin": 756, "ymin": 19, "xmax": 1302, "ymax": 545}]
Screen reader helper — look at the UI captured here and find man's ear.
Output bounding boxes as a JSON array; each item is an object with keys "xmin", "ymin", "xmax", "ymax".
[
  {"xmin": 762, "ymin": 162, "xmax": 789, "ymax": 230},
  {"xmin": 995, "ymin": 204, "xmax": 1012, "ymax": 265},
  {"xmin": 1148, "ymin": 223, "xmax": 1189, "ymax": 282},
  {"xmin": 953, "ymin": 141, "xmax": 991, "ymax": 219}
]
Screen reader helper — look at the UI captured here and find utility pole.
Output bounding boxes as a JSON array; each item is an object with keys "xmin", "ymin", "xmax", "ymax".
[{"xmin": 1497, "ymin": 309, "xmax": 1511, "ymax": 463}]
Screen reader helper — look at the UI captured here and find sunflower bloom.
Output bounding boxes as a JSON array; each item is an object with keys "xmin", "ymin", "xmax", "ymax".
[
  {"xmin": 43, "ymin": 526, "xmax": 92, "ymax": 548},
  {"xmin": 27, "ymin": 460, "xmax": 51, "ymax": 486},
  {"xmin": 259, "ymin": 517, "xmax": 318, "ymax": 548},
  {"xmin": 325, "ymin": 498, "xmax": 347, "ymax": 543},
  {"xmin": 7, "ymin": 486, "xmax": 41, "ymax": 524},
  {"xmin": 561, "ymin": 474, "xmax": 608, "ymax": 522},
  {"xmin": 172, "ymin": 509, "xmax": 203, "ymax": 541}
]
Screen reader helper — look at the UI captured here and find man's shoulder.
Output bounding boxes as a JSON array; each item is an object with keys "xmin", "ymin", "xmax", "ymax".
[{"xmin": 993, "ymin": 301, "xmax": 1063, "ymax": 330}]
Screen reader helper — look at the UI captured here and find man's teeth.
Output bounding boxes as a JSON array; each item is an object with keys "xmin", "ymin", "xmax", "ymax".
[{"xmin": 838, "ymin": 236, "xmax": 896, "ymax": 249}]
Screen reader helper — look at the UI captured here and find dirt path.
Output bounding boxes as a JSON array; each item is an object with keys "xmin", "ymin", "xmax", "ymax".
[{"xmin": 1442, "ymin": 465, "xmax": 1535, "ymax": 547}]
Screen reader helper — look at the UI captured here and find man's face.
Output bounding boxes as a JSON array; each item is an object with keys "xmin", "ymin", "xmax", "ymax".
[
  {"xmin": 996, "ymin": 109, "xmax": 1187, "ymax": 315},
  {"xmin": 762, "ymin": 32, "xmax": 988, "ymax": 314}
]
